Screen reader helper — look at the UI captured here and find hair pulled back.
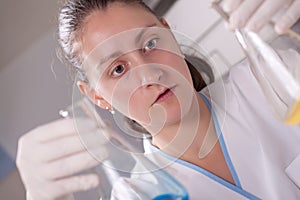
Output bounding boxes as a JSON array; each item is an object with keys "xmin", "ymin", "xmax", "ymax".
[{"xmin": 58, "ymin": 0, "xmax": 212, "ymax": 134}]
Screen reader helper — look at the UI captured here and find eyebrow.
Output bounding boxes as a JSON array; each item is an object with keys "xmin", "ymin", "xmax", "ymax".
[
  {"xmin": 97, "ymin": 51, "xmax": 123, "ymax": 67},
  {"xmin": 97, "ymin": 23, "xmax": 158, "ymax": 68},
  {"xmin": 134, "ymin": 23, "xmax": 158, "ymax": 44}
]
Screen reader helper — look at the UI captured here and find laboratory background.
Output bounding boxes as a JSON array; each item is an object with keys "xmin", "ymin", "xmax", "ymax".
[{"xmin": 0, "ymin": 0, "xmax": 297, "ymax": 199}]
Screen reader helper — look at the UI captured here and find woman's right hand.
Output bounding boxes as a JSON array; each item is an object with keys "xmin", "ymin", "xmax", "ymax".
[
  {"xmin": 222, "ymin": 0, "xmax": 300, "ymax": 34},
  {"xmin": 16, "ymin": 118, "xmax": 108, "ymax": 200}
]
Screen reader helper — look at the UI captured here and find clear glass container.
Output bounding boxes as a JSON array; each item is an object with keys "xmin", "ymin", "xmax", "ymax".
[
  {"xmin": 212, "ymin": 0, "xmax": 300, "ymax": 125},
  {"xmin": 60, "ymin": 86, "xmax": 189, "ymax": 200},
  {"xmin": 235, "ymin": 30, "xmax": 300, "ymax": 124}
]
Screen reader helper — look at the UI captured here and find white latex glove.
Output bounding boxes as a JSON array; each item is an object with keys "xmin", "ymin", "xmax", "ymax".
[
  {"xmin": 222, "ymin": 0, "xmax": 300, "ymax": 34},
  {"xmin": 16, "ymin": 118, "xmax": 109, "ymax": 200}
]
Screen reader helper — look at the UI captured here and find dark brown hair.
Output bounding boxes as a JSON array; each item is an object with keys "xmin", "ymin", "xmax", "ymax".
[{"xmin": 59, "ymin": 0, "xmax": 155, "ymax": 71}]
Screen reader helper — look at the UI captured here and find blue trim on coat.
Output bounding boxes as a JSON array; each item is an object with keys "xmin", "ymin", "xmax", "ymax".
[{"xmin": 199, "ymin": 92, "xmax": 241, "ymax": 187}]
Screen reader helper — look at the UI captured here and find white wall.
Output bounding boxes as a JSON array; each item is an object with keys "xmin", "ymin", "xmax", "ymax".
[
  {"xmin": 0, "ymin": 170, "xmax": 26, "ymax": 199},
  {"xmin": 164, "ymin": 0, "xmax": 245, "ymax": 79},
  {"xmin": 0, "ymin": 29, "xmax": 73, "ymax": 159}
]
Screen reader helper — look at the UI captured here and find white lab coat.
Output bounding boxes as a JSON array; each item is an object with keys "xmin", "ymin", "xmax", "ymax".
[{"xmin": 144, "ymin": 61, "xmax": 300, "ymax": 200}]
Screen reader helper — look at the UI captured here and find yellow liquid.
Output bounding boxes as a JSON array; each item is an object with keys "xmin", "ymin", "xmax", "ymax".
[{"xmin": 285, "ymin": 100, "xmax": 300, "ymax": 125}]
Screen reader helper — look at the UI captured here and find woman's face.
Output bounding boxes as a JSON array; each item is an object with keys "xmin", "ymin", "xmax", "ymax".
[{"xmin": 80, "ymin": 3, "xmax": 195, "ymax": 130}]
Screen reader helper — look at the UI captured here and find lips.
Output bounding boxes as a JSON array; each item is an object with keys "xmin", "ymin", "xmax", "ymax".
[{"xmin": 153, "ymin": 87, "xmax": 175, "ymax": 104}]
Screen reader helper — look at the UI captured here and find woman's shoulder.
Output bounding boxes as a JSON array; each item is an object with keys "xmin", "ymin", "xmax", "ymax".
[
  {"xmin": 199, "ymin": 60, "xmax": 253, "ymax": 107},
  {"xmin": 204, "ymin": 59, "xmax": 261, "ymax": 100},
  {"xmin": 202, "ymin": 59, "xmax": 254, "ymax": 91}
]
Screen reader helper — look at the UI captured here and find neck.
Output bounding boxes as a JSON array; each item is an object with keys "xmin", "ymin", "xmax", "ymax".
[{"xmin": 150, "ymin": 90, "xmax": 215, "ymax": 160}]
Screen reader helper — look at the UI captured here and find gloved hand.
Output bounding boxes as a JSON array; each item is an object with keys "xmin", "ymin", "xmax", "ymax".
[
  {"xmin": 16, "ymin": 118, "xmax": 109, "ymax": 200},
  {"xmin": 222, "ymin": 0, "xmax": 300, "ymax": 34}
]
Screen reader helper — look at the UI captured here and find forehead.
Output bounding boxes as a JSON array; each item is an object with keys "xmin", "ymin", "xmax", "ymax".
[{"xmin": 80, "ymin": 3, "xmax": 162, "ymax": 56}]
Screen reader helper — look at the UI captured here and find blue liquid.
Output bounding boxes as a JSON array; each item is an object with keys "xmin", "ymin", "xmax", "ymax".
[{"xmin": 152, "ymin": 193, "xmax": 189, "ymax": 200}]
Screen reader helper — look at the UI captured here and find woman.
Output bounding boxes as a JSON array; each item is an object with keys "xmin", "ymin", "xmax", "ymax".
[{"xmin": 16, "ymin": 0, "xmax": 300, "ymax": 199}]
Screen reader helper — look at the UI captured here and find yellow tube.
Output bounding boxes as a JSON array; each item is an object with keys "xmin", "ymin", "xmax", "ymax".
[{"xmin": 285, "ymin": 99, "xmax": 300, "ymax": 125}]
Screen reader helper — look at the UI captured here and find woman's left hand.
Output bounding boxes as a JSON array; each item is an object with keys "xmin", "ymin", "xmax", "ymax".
[{"xmin": 221, "ymin": 0, "xmax": 300, "ymax": 34}]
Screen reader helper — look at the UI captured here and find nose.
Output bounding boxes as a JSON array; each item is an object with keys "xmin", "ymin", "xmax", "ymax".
[
  {"xmin": 127, "ymin": 51, "xmax": 163, "ymax": 87},
  {"xmin": 140, "ymin": 66, "xmax": 163, "ymax": 87}
]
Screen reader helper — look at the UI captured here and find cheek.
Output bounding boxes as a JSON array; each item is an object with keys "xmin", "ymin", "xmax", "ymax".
[
  {"xmin": 128, "ymin": 91, "xmax": 151, "ymax": 124},
  {"xmin": 128, "ymin": 89, "xmax": 184, "ymax": 127},
  {"xmin": 177, "ymin": 62, "xmax": 193, "ymax": 83},
  {"xmin": 101, "ymin": 82, "xmax": 150, "ymax": 123},
  {"xmin": 154, "ymin": 52, "xmax": 193, "ymax": 85},
  {"xmin": 172, "ymin": 58, "xmax": 193, "ymax": 84},
  {"xmin": 96, "ymin": 82, "xmax": 114, "ymax": 103}
]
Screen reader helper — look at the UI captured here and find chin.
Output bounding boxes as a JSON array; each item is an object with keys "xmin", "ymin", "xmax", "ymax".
[{"xmin": 162, "ymin": 104, "xmax": 183, "ymax": 125}]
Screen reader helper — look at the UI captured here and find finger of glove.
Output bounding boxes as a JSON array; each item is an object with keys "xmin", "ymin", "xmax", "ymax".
[
  {"xmin": 26, "ymin": 119, "xmax": 76, "ymax": 143},
  {"xmin": 41, "ymin": 148, "xmax": 107, "ymax": 180},
  {"xmin": 229, "ymin": 0, "xmax": 264, "ymax": 29},
  {"xmin": 74, "ymin": 126, "xmax": 111, "ymax": 149},
  {"xmin": 32, "ymin": 118, "xmax": 97, "ymax": 143},
  {"xmin": 37, "ymin": 134, "xmax": 86, "ymax": 162},
  {"xmin": 222, "ymin": 0, "xmax": 243, "ymax": 12},
  {"xmin": 275, "ymin": 0, "xmax": 300, "ymax": 33},
  {"xmin": 17, "ymin": 119, "xmax": 76, "ymax": 160},
  {"xmin": 38, "ymin": 128, "xmax": 109, "ymax": 162},
  {"xmin": 245, "ymin": 0, "xmax": 288, "ymax": 32},
  {"xmin": 30, "ymin": 174, "xmax": 99, "ymax": 200},
  {"xmin": 54, "ymin": 174, "xmax": 100, "ymax": 197}
]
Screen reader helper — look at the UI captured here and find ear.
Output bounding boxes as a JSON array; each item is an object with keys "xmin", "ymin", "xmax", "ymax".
[
  {"xmin": 160, "ymin": 18, "xmax": 171, "ymax": 29},
  {"xmin": 77, "ymin": 80, "xmax": 112, "ymax": 110}
]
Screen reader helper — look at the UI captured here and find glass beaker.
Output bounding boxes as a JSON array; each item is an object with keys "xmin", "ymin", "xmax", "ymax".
[
  {"xmin": 212, "ymin": 1, "xmax": 300, "ymax": 125},
  {"xmin": 235, "ymin": 30, "xmax": 300, "ymax": 125},
  {"xmin": 60, "ymin": 94, "xmax": 189, "ymax": 200}
]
